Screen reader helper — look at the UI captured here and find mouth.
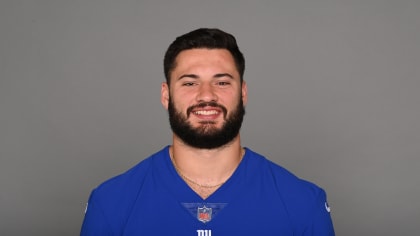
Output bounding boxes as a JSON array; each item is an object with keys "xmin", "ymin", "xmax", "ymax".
[
  {"xmin": 191, "ymin": 107, "xmax": 222, "ymax": 121},
  {"xmin": 193, "ymin": 109, "xmax": 220, "ymax": 116},
  {"xmin": 187, "ymin": 102, "xmax": 227, "ymax": 120}
]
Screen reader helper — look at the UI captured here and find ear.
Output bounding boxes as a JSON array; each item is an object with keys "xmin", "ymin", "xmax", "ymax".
[
  {"xmin": 161, "ymin": 82, "xmax": 170, "ymax": 110},
  {"xmin": 241, "ymin": 81, "xmax": 248, "ymax": 105}
]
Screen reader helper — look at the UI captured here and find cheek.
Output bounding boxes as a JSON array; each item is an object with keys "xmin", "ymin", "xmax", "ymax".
[
  {"xmin": 227, "ymin": 95, "xmax": 243, "ymax": 114},
  {"xmin": 170, "ymin": 95, "xmax": 191, "ymax": 112},
  {"xmin": 225, "ymin": 91, "xmax": 242, "ymax": 106}
]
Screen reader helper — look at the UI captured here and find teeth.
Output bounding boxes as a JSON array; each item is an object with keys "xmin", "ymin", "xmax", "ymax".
[{"xmin": 194, "ymin": 110, "xmax": 218, "ymax": 115}]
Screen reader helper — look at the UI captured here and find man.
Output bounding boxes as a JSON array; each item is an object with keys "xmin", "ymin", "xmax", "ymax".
[{"xmin": 81, "ymin": 28, "xmax": 335, "ymax": 235}]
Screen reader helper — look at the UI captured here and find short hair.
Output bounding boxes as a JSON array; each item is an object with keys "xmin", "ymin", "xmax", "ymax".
[{"xmin": 163, "ymin": 28, "xmax": 245, "ymax": 84}]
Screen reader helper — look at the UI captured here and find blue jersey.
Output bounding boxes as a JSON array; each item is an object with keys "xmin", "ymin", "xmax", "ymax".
[{"xmin": 81, "ymin": 146, "xmax": 335, "ymax": 235}]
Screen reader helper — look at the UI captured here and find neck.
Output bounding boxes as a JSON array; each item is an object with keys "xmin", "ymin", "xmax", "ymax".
[{"xmin": 170, "ymin": 135, "xmax": 244, "ymax": 191}]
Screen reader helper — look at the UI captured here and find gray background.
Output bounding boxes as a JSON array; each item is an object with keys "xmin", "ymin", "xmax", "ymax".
[{"xmin": 1, "ymin": 0, "xmax": 419, "ymax": 235}]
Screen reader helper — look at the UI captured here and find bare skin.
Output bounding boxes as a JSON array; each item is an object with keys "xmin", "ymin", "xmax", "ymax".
[{"xmin": 161, "ymin": 49, "xmax": 248, "ymax": 199}]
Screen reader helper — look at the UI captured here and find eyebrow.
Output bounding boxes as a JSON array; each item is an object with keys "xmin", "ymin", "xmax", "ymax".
[
  {"xmin": 177, "ymin": 73, "xmax": 234, "ymax": 80},
  {"xmin": 177, "ymin": 74, "xmax": 199, "ymax": 80},
  {"xmin": 214, "ymin": 73, "xmax": 234, "ymax": 79}
]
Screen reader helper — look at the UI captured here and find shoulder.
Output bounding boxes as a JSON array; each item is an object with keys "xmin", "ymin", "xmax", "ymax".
[
  {"xmin": 92, "ymin": 146, "xmax": 168, "ymax": 199},
  {"xmin": 81, "ymin": 147, "xmax": 171, "ymax": 235},
  {"xmin": 245, "ymin": 148, "xmax": 334, "ymax": 233},
  {"xmin": 87, "ymin": 146, "xmax": 170, "ymax": 216},
  {"xmin": 247, "ymin": 149, "xmax": 320, "ymax": 191},
  {"xmin": 245, "ymin": 148, "xmax": 321, "ymax": 193}
]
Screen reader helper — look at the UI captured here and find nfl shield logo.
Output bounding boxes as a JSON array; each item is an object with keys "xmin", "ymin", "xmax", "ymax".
[{"xmin": 197, "ymin": 206, "xmax": 212, "ymax": 223}]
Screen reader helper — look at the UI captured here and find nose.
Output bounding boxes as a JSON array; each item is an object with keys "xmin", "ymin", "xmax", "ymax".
[{"xmin": 196, "ymin": 83, "xmax": 217, "ymax": 102}]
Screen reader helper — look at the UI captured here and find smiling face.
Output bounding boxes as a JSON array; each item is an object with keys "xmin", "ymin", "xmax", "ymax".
[{"xmin": 161, "ymin": 49, "xmax": 247, "ymax": 149}]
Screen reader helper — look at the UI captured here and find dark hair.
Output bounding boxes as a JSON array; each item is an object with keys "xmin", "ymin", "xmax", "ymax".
[{"xmin": 163, "ymin": 28, "xmax": 245, "ymax": 84}]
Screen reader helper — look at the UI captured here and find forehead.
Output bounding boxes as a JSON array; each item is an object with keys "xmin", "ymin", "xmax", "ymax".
[{"xmin": 172, "ymin": 48, "xmax": 238, "ymax": 76}]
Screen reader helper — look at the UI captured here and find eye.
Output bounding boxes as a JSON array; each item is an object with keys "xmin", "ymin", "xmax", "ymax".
[
  {"xmin": 217, "ymin": 81, "xmax": 231, "ymax": 86},
  {"xmin": 182, "ymin": 82, "xmax": 196, "ymax": 86}
]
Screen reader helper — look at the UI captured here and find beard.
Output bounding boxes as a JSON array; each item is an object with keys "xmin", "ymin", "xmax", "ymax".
[{"xmin": 168, "ymin": 97, "xmax": 245, "ymax": 149}]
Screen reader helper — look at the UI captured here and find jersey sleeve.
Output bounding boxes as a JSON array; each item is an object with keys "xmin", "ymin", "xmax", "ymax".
[
  {"xmin": 80, "ymin": 190, "xmax": 113, "ymax": 236},
  {"xmin": 304, "ymin": 189, "xmax": 335, "ymax": 236}
]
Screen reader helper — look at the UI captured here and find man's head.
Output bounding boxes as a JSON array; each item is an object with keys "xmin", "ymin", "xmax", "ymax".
[
  {"xmin": 164, "ymin": 28, "xmax": 245, "ymax": 85},
  {"xmin": 161, "ymin": 28, "xmax": 247, "ymax": 149}
]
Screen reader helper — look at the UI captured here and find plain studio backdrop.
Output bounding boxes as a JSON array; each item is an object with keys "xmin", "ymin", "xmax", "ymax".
[{"xmin": 1, "ymin": 1, "xmax": 419, "ymax": 235}]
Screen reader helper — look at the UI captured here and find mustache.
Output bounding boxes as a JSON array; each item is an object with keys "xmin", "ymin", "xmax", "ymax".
[{"xmin": 186, "ymin": 102, "xmax": 228, "ymax": 118}]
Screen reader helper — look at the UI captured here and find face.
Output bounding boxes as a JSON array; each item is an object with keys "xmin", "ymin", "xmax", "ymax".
[{"xmin": 161, "ymin": 49, "xmax": 248, "ymax": 149}]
